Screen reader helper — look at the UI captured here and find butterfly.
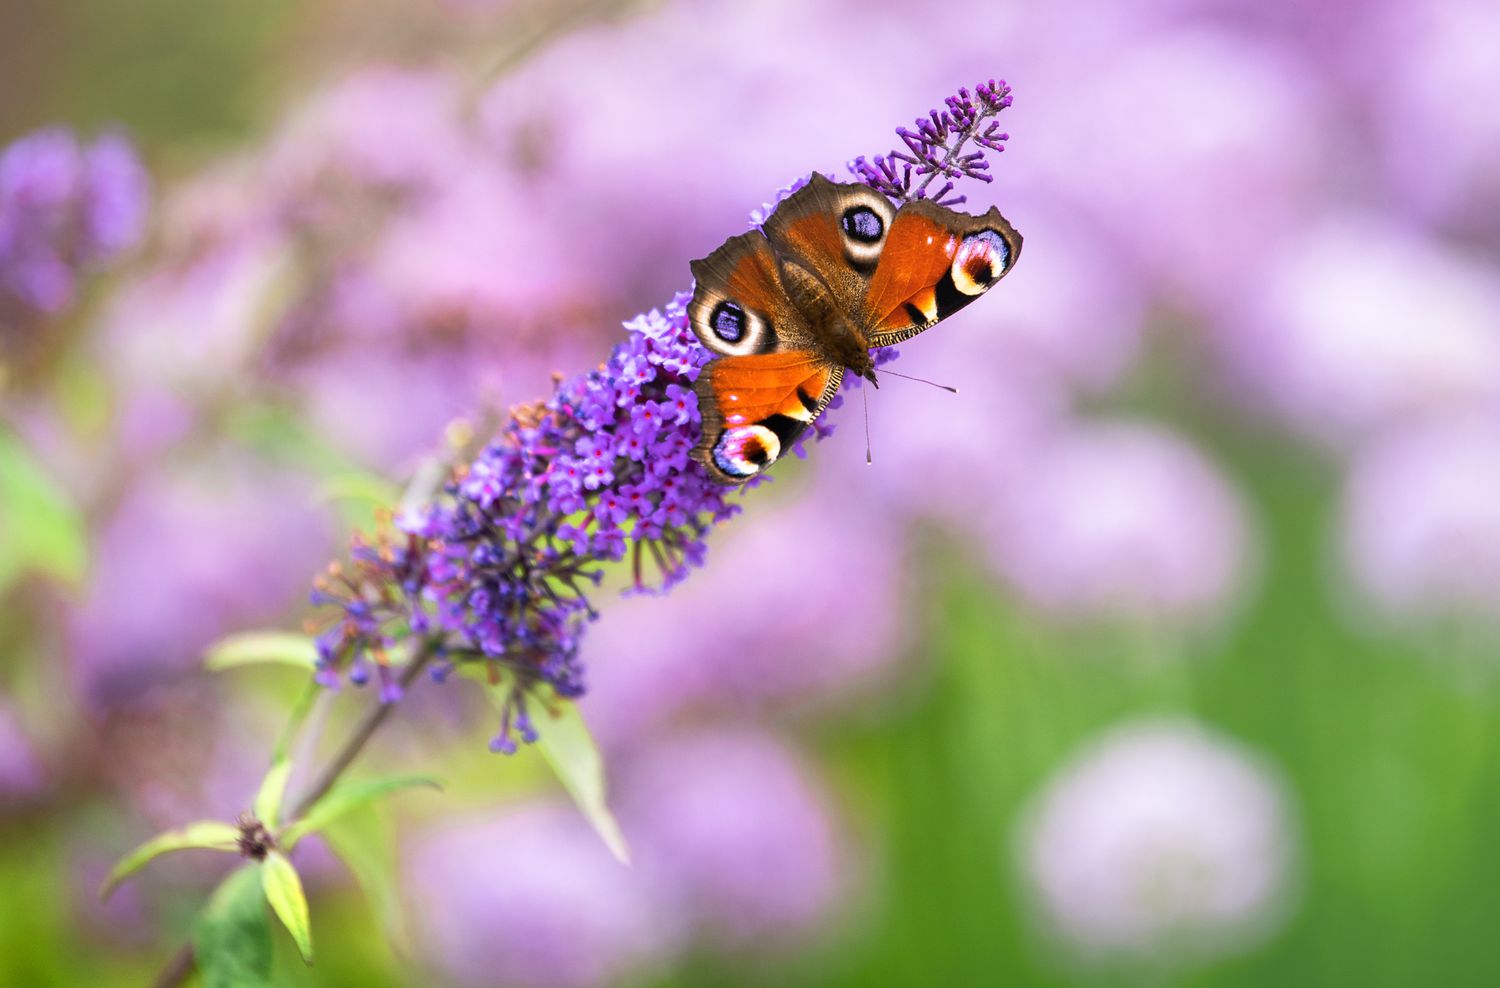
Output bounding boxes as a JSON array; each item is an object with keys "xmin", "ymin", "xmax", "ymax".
[{"xmin": 687, "ymin": 173, "xmax": 1023, "ymax": 484}]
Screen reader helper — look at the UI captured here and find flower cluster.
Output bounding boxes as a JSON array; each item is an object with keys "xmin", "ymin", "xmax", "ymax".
[
  {"xmin": 311, "ymin": 294, "xmax": 744, "ymax": 751},
  {"xmin": 312, "ymin": 81, "xmax": 1015, "ymax": 751},
  {"xmin": 849, "ymin": 79, "xmax": 1012, "ymax": 207},
  {"xmin": 0, "ymin": 127, "xmax": 148, "ymax": 332}
]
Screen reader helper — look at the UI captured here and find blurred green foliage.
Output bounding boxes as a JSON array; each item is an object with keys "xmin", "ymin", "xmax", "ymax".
[{"xmin": 0, "ymin": 0, "xmax": 297, "ymax": 150}]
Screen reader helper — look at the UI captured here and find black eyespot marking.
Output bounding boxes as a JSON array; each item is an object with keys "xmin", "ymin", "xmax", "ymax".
[
  {"xmin": 710, "ymin": 301, "xmax": 745, "ymax": 343},
  {"xmin": 744, "ymin": 436, "xmax": 769, "ymax": 465},
  {"xmin": 841, "ymin": 206, "xmax": 883, "ymax": 244},
  {"xmin": 966, "ymin": 258, "xmax": 995, "ymax": 285}
]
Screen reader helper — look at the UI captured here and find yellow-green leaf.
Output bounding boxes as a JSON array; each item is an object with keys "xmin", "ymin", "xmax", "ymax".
[
  {"xmin": 260, "ymin": 851, "xmax": 313, "ymax": 964},
  {"xmin": 194, "ymin": 865, "xmax": 272, "ymax": 988},
  {"xmin": 281, "ymin": 775, "xmax": 441, "ymax": 849},
  {"xmin": 0, "ymin": 430, "xmax": 87, "ymax": 592},
  {"xmin": 205, "ymin": 631, "xmax": 319, "ymax": 672},
  {"xmin": 322, "ymin": 805, "xmax": 409, "ymax": 954},
  {"xmin": 535, "ymin": 698, "xmax": 631, "ymax": 865},
  {"xmin": 100, "ymin": 821, "xmax": 241, "ymax": 900},
  {"xmin": 252, "ymin": 757, "xmax": 294, "ymax": 831}
]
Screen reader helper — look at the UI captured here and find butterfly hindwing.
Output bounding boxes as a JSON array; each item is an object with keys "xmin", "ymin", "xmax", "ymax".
[
  {"xmin": 860, "ymin": 198, "xmax": 1022, "ymax": 348},
  {"xmin": 692, "ymin": 353, "xmax": 843, "ymax": 484}
]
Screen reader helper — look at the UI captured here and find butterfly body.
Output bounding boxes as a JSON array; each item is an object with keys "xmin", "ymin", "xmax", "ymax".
[{"xmin": 687, "ymin": 173, "xmax": 1021, "ymax": 484}]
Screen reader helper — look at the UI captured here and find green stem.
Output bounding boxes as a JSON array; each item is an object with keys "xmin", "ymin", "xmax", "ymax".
[{"xmin": 147, "ymin": 647, "xmax": 436, "ymax": 988}]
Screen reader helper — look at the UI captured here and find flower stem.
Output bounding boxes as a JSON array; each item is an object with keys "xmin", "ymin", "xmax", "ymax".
[{"xmin": 147, "ymin": 646, "xmax": 437, "ymax": 988}]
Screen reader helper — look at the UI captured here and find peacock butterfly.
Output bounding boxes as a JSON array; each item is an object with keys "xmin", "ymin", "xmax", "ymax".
[{"xmin": 687, "ymin": 173, "xmax": 1022, "ymax": 484}]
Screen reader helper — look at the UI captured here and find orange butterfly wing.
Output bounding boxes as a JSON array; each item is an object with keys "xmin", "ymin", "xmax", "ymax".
[
  {"xmin": 861, "ymin": 199, "xmax": 1022, "ymax": 347},
  {"xmin": 693, "ymin": 354, "xmax": 843, "ymax": 484}
]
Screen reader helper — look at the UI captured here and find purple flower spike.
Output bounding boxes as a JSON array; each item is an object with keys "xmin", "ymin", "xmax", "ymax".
[
  {"xmin": 313, "ymin": 79, "xmax": 1017, "ymax": 748},
  {"xmin": 0, "ymin": 126, "xmax": 148, "ymax": 333},
  {"xmin": 847, "ymin": 79, "xmax": 1013, "ymax": 206}
]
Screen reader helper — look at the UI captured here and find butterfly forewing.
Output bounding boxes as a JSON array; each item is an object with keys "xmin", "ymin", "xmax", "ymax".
[
  {"xmin": 861, "ymin": 200, "xmax": 1022, "ymax": 348},
  {"xmin": 761, "ymin": 174, "xmax": 897, "ymax": 316},
  {"xmin": 687, "ymin": 231, "xmax": 813, "ymax": 358}
]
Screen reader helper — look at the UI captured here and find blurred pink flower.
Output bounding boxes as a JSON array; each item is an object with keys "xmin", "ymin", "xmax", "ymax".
[
  {"xmin": 1340, "ymin": 414, "xmax": 1500, "ymax": 626},
  {"xmin": 620, "ymin": 726, "xmax": 845, "ymax": 950},
  {"xmin": 580, "ymin": 492, "xmax": 910, "ymax": 744},
  {"xmin": 67, "ymin": 453, "xmax": 333, "ymax": 706},
  {"xmin": 985, "ymin": 421, "xmax": 1251, "ymax": 626},
  {"xmin": 1218, "ymin": 214, "xmax": 1500, "ymax": 449},
  {"xmin": 405, "ymin": 804, "xmax": 679, "ymax": 988},
  {"xmin": 1016, "ymin": 717, "xmax": 1298, "ymax": 963}
]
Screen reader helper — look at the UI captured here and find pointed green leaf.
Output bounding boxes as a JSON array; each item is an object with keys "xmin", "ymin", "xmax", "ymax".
[
  {"xmin": 253, "ymin": 758, "xmax": 294, "ymax": 831},
  {"xmin": 100, "ymin": 821, "xmax": 241, "ymax": 900},
  {"xmin": 322, "ymin": 805, "xmax": 410, "ymax": 953},
  {"xmin": 535, "ymin": 698, "xmax": 631, "ymax": 864},
  {"xmin": 205, "ymin": 631, "xmax": 318, "ymax": 672},
  {"xmin": 282, "ymin": 774, "xmax": 441, "ymax": 848},
  {"xmin": 260, "ymin": 851, "xmax": 313, "ymax": 964},
  {"xmin": 193, "ymin": 865, "xmax": 272, "ymax": 988}
]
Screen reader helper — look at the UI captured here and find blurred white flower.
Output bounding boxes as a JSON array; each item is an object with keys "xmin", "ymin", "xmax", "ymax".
[
  {"xmin": 1015, "ymin": 718, "xmax": 1298, "ymax": 964},
  {"xmin": 1220, "ymin": 214, "xmax": 1500, "ymax": 448},
  {"xmin": 985, "ymin": 421, "xmax": 1252, "ymax": 627},
  {"xmin": 1340, "ymin": 414, "xmax": 1500, "ymax": 625}
]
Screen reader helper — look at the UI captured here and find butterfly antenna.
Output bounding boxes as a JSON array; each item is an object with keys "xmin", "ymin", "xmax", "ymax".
[
  {"xmin": 862, "ymin": 382, "xmax": 873, "ymax": 466},
  {"xmin": 879, "ymin": 368, "xmax": 960, "ymax": 394}
]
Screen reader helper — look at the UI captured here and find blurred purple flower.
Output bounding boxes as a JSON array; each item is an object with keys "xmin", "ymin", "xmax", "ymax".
[
  {"xmin": 405, "ymin": 804, "xmax": 679, "ymax": 988},
  {"xmin": 985, "ymin": 422, "xmax": 1251, "ymax": 626},
  {"xmin": 1015, "ymin": 27, "xmax": 1327, "ymax": 314},
  {"xmin": 0, "ymin": 702, "xmax": 45, "ymax": 802},
  {"xmin": 580, "ymin": 492, "xmax": 911, "ymax": 744},
  {"xmin": 1340, "ymin": 414, "xmax": 1500, "ymax": 627},
  {"xmin": 1361, "ymin": 0, "xmax": 1500, "ymax": 239},
  {"xmin": 1016, "ymin": 717, "xmax": 1298, "ymax": 965},
  {"xmin": 620, "ymin": 726, "xmax": 844, "ymax": 950},
  {"xmin": 1218, "ymin": 214, "xmax": 1500, "ymax": 449},
  {"xmin": 68, "ymin": 454, "xmax": 334, "ymax": 707},
  {"xmin": 0, "ymin": 126, "xmax": 148, "ymax": 321}
]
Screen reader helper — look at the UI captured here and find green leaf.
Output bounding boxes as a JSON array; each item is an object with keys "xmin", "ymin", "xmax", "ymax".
[
  {"xmin": 205, "ymin": 631, "xmax": 319, "ymax": 672},
  {"xmin": 281, "ymin": 774, "xmax": 441, "ymax": 849},
  {"xmin": 193, "ymin": 865, "xmax": 272, "ymax": 988},
  {"xmin": 252, "ymin": 758, "xmax": 294, "ymax": 831},
  {"xmin": 260, "ymin": 851, "xmax": 313, "ymax": 964},
  {"xmin": 0, "ymin": 429, "xmax": 87, "ymax": 593},
  {"xmin": 100, "ymin": 821, "xmax": 241, "ymax": 900},
  {"xmin": 535, "ymin": 698, "xmax": 631, "ymax": 864},
  {"xmin": 322, "ymin": 804, "xmax": 410, "ymax": 953}
]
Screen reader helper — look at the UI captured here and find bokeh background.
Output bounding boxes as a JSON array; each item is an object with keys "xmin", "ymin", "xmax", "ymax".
[{"xmin": 3, "ymin": 0, "xmax": 1500, "ymax": 984}]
